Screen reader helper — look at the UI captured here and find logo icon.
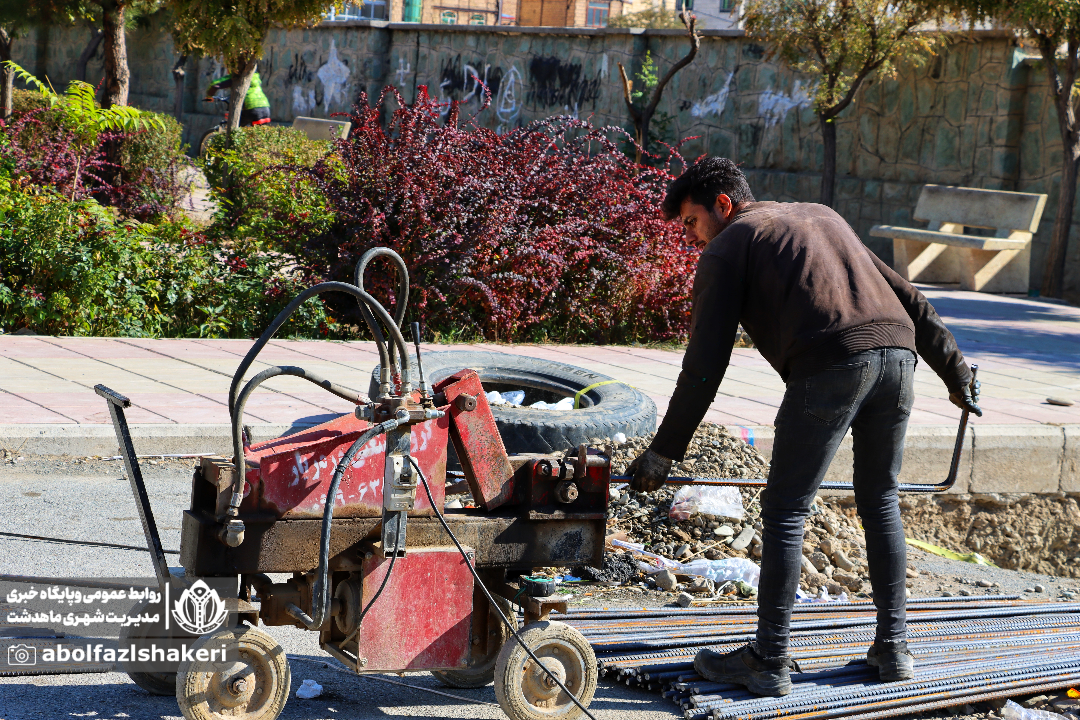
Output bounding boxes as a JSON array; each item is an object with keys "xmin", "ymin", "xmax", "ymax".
[
  {"xmin": 172, "ymin": 580, "xmax": 229, "ymax": 635},
  {"xmin": 7, "ymin": 644, "xmax": 36, "ymax": 666}
]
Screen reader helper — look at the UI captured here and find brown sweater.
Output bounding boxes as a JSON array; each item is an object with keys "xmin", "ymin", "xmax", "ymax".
[{"xmin": 651, "ymin": 201, "xmax": 972, "ymax": 461}]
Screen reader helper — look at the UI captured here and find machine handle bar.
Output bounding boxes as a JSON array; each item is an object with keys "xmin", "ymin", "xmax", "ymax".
[{"xmin": 612, "ymin": 366, "xmax": 977, "ymax": 495}]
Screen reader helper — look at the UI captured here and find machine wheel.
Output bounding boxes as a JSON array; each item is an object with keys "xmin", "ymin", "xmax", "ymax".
[
  {"xmin": 494, "ymin": 621, "xmax": 597, "ymax": 720},
  {"xmin": 176, "ymin": 625, "xmax": 290, "ymax": 720},
  {"xmin": 120, "ymin": 598, "xmax": 176, "ymax": 696},
  {"xmin": 432, "ymin": 596, "xmax": 517, "ymax": 688}
]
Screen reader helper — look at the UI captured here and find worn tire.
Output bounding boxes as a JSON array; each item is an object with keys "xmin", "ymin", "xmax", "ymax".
[
  {"xmin": 432, "ymin": 596, "xmax": 516, "ymax": 688},
  {"xmin": 120, "ymin": 598, "xmax": 177, "ymax": 696},
  {"xmin": 369, "ymin": 350, "xmax": 656, "ymax": 454},
  {"xmin": 493, "ymin": 621, "xmax": 597, "ymax": 720}
]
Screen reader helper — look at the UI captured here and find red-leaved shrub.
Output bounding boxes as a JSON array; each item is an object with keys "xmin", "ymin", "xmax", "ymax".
[{"xmin": 280, "ymin": 86, "xmax": 697, "ymax": 344}]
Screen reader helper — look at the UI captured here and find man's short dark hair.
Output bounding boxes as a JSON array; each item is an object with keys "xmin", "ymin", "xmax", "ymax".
[{"xmin": 661, "ymin": 157, "xmax": 755, "ymax": 220}]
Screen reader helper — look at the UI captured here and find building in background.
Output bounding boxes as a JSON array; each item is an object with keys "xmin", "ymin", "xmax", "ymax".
[
  {"xmin": 686, "ymin": 0, "xmax": 739, "ymax": 30},
  {"xmin": 323, "ymin": 0, "xmax": 736, "ymax": 27}
]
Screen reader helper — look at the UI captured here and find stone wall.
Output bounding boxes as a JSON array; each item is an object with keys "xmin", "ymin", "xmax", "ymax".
[{"xmin": 12, "ymin": 20, "xmax": 1079, "ymax": 293}]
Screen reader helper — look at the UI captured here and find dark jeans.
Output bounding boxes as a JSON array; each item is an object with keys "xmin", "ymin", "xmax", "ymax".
[{"xmin": 756, "ymin": 348, "xmax": 916, "ymax": 657}]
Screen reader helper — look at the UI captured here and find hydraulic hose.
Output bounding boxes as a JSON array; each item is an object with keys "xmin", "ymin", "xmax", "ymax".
[
  {"xmin": 410, "ymin": 457, "xmax": 599, "ymax": 720},
  {"xmin": 228, "ymin": 282, "xmax": 412, "ymax": 485},
  {"xmin": 354, "ymin": 247, "xmax": 410, "ymax": 375},
  {"xmin": 354, "ymin": 246, "xmax": 408, "ymax": 395},
  {"xmin": 231, "ymin": 366, "xmax": 365, "ymax": 480},
  {"xmin": 228, "ymin": 281, "xmax": 394, "ymax": 418},
  {"xmin": 286, "ymin": 418, "xmax": 402, "ymax": 630}
]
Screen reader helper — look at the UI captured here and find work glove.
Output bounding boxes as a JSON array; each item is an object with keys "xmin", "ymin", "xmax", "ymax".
[
  {"xmin": 949, "ymin": 376, "xmax": 982, "ymax": 417},
  {"xmin": 626, "ymin": 448, "xmax": 673, "ymax": 492}
]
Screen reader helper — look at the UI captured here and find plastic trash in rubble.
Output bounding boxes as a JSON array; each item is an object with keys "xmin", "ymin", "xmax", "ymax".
[
  {"xmin": 669, "ymin": 485, "xmax": 744, "ymax": 521},
  {"xmin": 529, "ymin": 396, "xmax": 575, "ymax": 410},
  {"xmin": 1003, "ymin": 700, "xmax": 1071, "ymax": 720},
  {"xmin": 613, "ymin": 432, "xmax": 627, "ymax": 444},
  {"xmin": 486, "ymin": 390, "xmax": 507, "ymax": 405},
  {"xmin": 611, "ymin": 539, "xmax": 761, "ymax": 588},
  {"xmin": 296, "ymin": 679, "xmax": 323, "ymax": 699},
  {"xmin": 502, "ymin": 389, "xmax": 525, "ymax": 405}
]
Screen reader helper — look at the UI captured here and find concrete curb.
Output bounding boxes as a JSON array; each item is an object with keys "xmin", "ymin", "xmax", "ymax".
[
  {"xmin": 2, "ymin": 422, "xmax": 1077, "ymax": 496},
  {"xmin": 0, "ymin": 424, "xmax": 314, "ymax": 458},
  {"xmin": 728, "ymin": 424, "xmax": 1080, "ymax": 496}
]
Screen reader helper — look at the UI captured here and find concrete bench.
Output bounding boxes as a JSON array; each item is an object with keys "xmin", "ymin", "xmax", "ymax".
[
  {"xmin": 870, "ymin": 185, "xmax": 1047, "ymax": 293},
  {"xmin": 292, "ymin": 116, "xmax": 351, "ymax": 141}
]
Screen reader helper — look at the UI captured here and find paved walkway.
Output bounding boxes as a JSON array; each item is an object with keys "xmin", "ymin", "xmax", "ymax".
[{"xmin": 1, "ymin": 285, "xmax": 1077, "ymax": 430}]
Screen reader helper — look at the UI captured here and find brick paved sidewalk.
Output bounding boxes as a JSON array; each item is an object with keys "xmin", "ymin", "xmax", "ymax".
[{"xmin": 1, "ymin": 285, "xmax": 1077, "ymax": 430}]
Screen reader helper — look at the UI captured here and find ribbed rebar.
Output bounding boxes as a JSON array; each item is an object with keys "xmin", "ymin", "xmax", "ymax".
[{"xmin": 575, "ymin": 597, "xmax": 1080, "ymax": 720}]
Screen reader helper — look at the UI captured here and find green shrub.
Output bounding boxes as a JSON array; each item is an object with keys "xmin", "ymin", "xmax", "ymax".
[
  {"xmin": 0, "ymin": 180, "xmax": 336, "ymax": 338},
  {"xmin": 115, "ymin": 111, "xmax": 191, "ymax": 220},
  {"xmin": 11, "ymin": 88, "xmax": 51, "ymax": 116},
  {"xmin": 201, "ymin": 126, "xmax": 333, "ymax": 248}
]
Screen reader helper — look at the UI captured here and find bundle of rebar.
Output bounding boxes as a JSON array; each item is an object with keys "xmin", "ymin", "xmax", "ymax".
[{"xmin": 563, "ymin": 595, "xmax": 1080, "ymax": 720}]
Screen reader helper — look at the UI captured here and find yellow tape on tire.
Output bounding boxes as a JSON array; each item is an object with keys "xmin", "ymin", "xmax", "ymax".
[{"xmin": 574, "ymin": 380, "xmax": 623, "ymax": 409}]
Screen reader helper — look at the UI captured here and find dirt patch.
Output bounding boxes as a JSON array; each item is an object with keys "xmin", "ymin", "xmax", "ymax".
[{"xmin": 890, "ymin": 493, "xmax": 1080, "ymax": 578}]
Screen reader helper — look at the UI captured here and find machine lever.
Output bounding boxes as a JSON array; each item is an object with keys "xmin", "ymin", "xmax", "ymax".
[
  {"xmin": 612, "ymin": 365, "xmax": 979, "ymax": 495},
  {"xmin": 94, "ymin": 385, "xmax": 172, "ymax": 587}
]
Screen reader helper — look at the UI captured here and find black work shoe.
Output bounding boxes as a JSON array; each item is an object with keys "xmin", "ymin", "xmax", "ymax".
[
  {"xmin": 867, "ymin": 639, "xmax": 914, "ymax": 681},
  {"xmin": 693, "ymin": 643, "xmax": 799, "ymax": 696}
]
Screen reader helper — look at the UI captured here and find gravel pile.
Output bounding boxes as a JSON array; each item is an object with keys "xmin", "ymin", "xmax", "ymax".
[{"xmin": 604, "ymin": 423, "xmax": 876, "ymax": 596}]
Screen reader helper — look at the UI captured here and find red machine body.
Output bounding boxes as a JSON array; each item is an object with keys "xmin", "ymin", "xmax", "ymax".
[
  {"xmin": 348, "ymin": 546, "xmax": 475, "ymax": 671},
  {"xmin": 240, "ymin": 412, "xmax": 450, "ymax": 519}
]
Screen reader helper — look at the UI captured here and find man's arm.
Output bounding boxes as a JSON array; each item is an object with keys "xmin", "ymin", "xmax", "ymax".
[
  {"xmin": 650, "ymin": 251, "xmax": 744, "ymax": 461},
  {"xmin": 867, "ymin": 251, "xmax": 972, "ymax": 393}
]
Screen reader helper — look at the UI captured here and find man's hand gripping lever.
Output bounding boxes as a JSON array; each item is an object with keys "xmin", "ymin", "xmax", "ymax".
[
  {"xmin": 949, "ymin": 367, "xmax": 982, "ymax": 417},
  {"xmin": 626, "ymin": 448, "xmax": 673, "ymax": 492}
]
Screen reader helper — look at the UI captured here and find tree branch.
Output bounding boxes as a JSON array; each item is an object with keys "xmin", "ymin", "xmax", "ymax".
[
  {"xmin": 616, "ymin": 62, "xmax": 641, "ymax": 124},
  {"xmin": 644, "ymin": 11, "xmax": 700, "ymax": 118}
]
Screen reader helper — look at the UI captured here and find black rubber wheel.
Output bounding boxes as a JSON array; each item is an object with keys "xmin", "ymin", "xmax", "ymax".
[
  {"xmin": 432, "ymin": 596, "xmax": 516, "ymax": 688},
  {"xmin": 369, "ymin": 350, "xmax": 656, "ymax": 454},
  {"xmin": 120, "ymin": 598, "xmax": 176, "ymax": 696},
  {"xmin": 199, "ymin": 126, "xmax": 225, "ymax": 157}
]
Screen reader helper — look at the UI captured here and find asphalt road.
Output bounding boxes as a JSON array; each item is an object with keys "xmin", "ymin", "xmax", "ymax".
[{"xmin": 0, "ymin": 457, "xmax": 680, "ymax": 720}]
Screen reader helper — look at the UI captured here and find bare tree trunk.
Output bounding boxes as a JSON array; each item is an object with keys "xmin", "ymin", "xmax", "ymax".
[
  {"xmin": 819, "ymin": 113, "xmax": 837, "ymax": 208},
  {"xmin": 226, "ymin": 58, "xmax": 257, "ymax": 131},
  {"xmin": 76, "ymin": 30, "xmax": 104, "ymax": 82},
  {"xmin": 172, "ymin": 55, "xmax": 187, "ymax": 122},
  {"xmin": 101, "ymin": 1, "xmax": 129, "ymax": 108},
  {"xmin": 0, "ymin": 28, "xmax": 12, "ymax": 119},
  {"xmin": 1042, "ymin": 149, "xmax": 1080, "ymax": 298}
]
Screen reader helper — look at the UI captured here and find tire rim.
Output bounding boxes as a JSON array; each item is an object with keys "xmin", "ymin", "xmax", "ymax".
[
  {"xmin": 515, "ymin": 638, "xmax": 585, "ymax": 716},
  {"xmin": 198, "ymin": 646, "xmax": 274, "ymax": 715}
]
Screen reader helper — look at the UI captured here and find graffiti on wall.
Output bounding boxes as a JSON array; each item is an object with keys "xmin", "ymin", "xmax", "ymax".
[
  {"xmin": 496, "ymin": 65, "xmax": 522, "ymax": 132},
  {"xmin": 287, "ymin": 41, "xmax": 351, "ymax": 116},
  {"xmin": 759, "ymin": 79, "xmax": 813, "ymax": 128},
  {"xmin": 317, "ymin": 40, "xmax": 351, "ymax": 112},
  {"xmin": 691, "ymin": 71, "xmax": 736, "ymax": 119},
  {"xmin": 526, "ymin": 56, "xmax": 601, "ymax": 113},
  {"xmin": 439, "ymin": 54, "xmax": 505, "ymax": 108}
]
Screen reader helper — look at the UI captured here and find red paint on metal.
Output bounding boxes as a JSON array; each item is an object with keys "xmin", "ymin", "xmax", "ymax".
[
  {"xmin": 358, "ymin": 546, "xmax": 474, "ymax": 671},
  {"xmin": 434, "ymin": 370, "xmax": 514, "ymax": 511},
  {"xmin": 241, "ymin": 413, "xmax": 448, "ymax": 519}
]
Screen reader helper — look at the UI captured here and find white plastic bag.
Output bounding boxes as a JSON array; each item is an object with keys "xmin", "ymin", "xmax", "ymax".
[
  {"xmin": 529, "ymin": 396, "xmax": 574, "ymax": 410},
  {"xmin": 669, "ymin": 485, "xmax": 743, "ymax": 521},
  {"xmin": 679, "ymin": 558, "xmax": 760, "ymax": 587},
  {"xmin": 485, "ymin": 390, "xmax": 507, "ymax": 406},
  {"xmin": 1003, "ymin": 701, "xmax": 1069, "ymax": 720},
  {"xmin": 502, "ymin": 389, "xmax": 525, "ymax": 405},
  {"xmin": 611, "ymin": 539, "xmax": 760, "ymax": 587},
  {"xmin": 296, "ymin": 679, "xmax": 323, "ymax": 699}
]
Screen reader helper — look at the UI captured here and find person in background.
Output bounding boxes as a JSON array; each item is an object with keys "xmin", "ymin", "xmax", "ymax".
[{"xmin": 205, "ymin": 68, "xmax": 271, "ymax": 126}]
